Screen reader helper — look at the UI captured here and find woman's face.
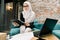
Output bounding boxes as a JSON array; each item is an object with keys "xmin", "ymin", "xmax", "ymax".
[{"xmin": 23, "ymin": 3, "xmax": 29, "ymax": 11}]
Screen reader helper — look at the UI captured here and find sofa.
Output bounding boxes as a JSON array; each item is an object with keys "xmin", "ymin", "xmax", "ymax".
[
  {"xmin": 33, "ymin": 19, "xmax": 60, "ymax": 39},
  {"xmin": 9, "ymin": 19, "xmax": 60, "ymax": 39}
]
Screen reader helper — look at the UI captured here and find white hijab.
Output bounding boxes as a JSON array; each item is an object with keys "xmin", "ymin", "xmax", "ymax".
[{"xmin": 22, "ymin": 1, "xmax": 35, "ymax": 23}]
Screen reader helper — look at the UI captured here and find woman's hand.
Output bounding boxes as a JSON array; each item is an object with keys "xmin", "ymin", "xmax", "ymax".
[{"xmin": 24, "ymin": 22, "xmax": 30, "ymax": 26}]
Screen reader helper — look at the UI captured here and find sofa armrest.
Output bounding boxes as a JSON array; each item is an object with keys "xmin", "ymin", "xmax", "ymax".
[{"xmin": 54, "ymin": 23, "xmax": 60, "ymax": 30}]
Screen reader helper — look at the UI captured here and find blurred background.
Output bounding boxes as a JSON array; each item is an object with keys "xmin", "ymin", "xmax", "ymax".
[
  {"xmin": 0, "ymin": 0, "xmax": 26, "ymax": 31},
  {"xmin": 0, "ymin": 0, "xmax": 60, "ymax": 32}
]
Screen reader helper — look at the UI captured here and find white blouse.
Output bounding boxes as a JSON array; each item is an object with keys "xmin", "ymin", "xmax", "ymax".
[{"xmin": 22, "ymin": 11, "xmax": 35, "ymax": 23}]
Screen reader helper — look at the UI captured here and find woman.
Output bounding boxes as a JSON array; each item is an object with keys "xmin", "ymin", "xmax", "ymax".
[{"xmin": 20, "ymin": 1, "xmax": 35, "ymax": 33}]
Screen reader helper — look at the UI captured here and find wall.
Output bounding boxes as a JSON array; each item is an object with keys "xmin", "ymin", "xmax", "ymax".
[{"xmin": 27, "ymin": 0, "xmax": 60, "ymax": 23}]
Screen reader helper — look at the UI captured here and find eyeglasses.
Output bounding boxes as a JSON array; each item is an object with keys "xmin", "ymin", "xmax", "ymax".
[{"xmin": 23, "ymin": 5, "xmax": 29, "ymax": 7}]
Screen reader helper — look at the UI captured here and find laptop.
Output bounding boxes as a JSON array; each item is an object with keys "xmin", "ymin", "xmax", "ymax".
[{"xmin": 33, "ymin": 18, "xmax": 58, "ymax": 40}]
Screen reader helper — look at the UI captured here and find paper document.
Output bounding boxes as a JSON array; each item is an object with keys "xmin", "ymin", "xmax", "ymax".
[{"xmin": 9, "ymin": 32, "xmax": 34, "ymax": 40}]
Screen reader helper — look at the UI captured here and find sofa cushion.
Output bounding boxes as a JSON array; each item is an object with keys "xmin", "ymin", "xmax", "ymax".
[
  {"xmin": 9, "ymin": 28, "xmax": 20, "ymax": 36},
  {"xmin": 33, "ymin": 19, "xmax": 44, "ymax": 30},
  {"xmin": 33, "ymin": 23, "xmax": 43, "ymax": 30},
  {"xmin": 33, "ymin": 28, "xmax": 40, "ymax": 31},
  {"xmin": 53, "ymin": 30, "xmax": 60, "ymax": 39},
  {"xmin": 54, "ymin": 24, "xmax": 60, "ymax": 30}
]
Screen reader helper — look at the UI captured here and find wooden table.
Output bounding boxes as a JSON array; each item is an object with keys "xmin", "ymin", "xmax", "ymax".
[
  {"xmin": 31, "ymin": 34, "xmax": 59, "ymax": 40},
  {"xmin": 0, "ymin": 33, "xmax": 7, "ymax": 40}
]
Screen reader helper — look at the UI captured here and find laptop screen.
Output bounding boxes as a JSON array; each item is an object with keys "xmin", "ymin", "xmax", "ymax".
[{"xmin": 39, "ymin": 18, "xmax": 58, "ymax": 36}]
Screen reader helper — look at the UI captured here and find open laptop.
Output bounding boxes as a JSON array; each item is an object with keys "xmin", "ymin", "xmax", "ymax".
[{"xmin": 33, "ymin": 18, "xmax": 58, "ymax": 40}]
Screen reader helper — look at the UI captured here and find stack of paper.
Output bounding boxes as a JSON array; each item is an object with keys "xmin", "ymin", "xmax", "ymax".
[{"xmin": 9, "ymin": 32, "xmax": 34, "ymax": 40}]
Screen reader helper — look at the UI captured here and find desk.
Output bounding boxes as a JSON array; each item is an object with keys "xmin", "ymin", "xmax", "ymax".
[
  {"xmin": 31, "ymin": 34, "xmax": 59, "ymax": 40},
  {"xmin": 0, "ymin": 33, "xmax": 7, "ymax": 40},
  {"xmin": 9, "ymin": 32, "xmax": 59, "ymax": 40}
]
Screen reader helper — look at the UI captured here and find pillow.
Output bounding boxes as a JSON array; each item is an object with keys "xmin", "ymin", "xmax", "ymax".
[
  {"xmin": 9, "ymin": 28, "xmax": 20, "ymax": 36},
  {"xmin": 54, "ymin": 24, "xmax": 60, "ymax": 30},
  {"xmin": 33, "ymin": 19, "xmax": 43, "ymax": 30},
  {"xmin": 53, "ymin": 30, "xmax": 60, "ymax": 39}
]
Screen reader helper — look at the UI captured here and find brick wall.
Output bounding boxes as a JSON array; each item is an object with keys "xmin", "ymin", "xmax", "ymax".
[{"xmin": 27, "ymin": 0, "xmax": 60, "ymax": 23}]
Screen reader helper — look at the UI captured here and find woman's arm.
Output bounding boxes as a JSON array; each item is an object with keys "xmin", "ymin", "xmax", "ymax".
[{"xmin": 20, "ymin": 13, "xmax": 25, "ymax": 24}]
